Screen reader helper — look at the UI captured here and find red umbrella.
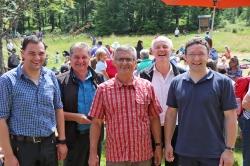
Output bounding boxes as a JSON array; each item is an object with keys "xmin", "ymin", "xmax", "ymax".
[
  {"xmin": 161, "ymin": 0, "xmax": 250, "ymax": 9},
  {"xmin": 161, "ymin": 0, "xmax": 250, "ymax": 36}
]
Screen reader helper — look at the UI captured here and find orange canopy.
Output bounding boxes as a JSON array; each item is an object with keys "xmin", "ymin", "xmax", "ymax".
[{"xmin": 161, "ymin": 0, "xmax": 250, "ymax": 9}]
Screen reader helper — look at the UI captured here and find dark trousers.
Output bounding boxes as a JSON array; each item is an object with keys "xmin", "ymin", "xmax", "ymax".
[
  {"xmin": 238, "ymin": 115, "xmax": 250, "ymax": 166},
  {"xmin": 64, "ymin": 128, "xmax": 104, "ymax": 166},
  {"xmin": 10, "ymin": 135, "xmax": 57, "ymax": 166},
  {"xmin": 152, "ymin": 126, "xmax": 179, "ymax": 166},
  {"xmin": 178, "ymin": 155, "xmax": 219, "ymax": 166}
]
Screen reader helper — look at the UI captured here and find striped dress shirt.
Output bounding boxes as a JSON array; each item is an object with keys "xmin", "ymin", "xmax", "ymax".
[{"xmin": 90, "ymin": 76, "xmax": 162, "ymax": 162}]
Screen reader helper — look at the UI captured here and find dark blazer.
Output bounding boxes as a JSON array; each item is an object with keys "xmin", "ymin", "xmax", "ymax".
[
  {"xmin": 140, "ymin": 60, "xmax": 186, "ymax": 81},
  {"xmin": 57, "ymin": 66, "xmax": 102, "ymax": 145}
]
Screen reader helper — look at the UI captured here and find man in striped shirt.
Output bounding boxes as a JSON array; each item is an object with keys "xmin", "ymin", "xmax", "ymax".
[{"xmin": 88, "ymin": 45, "xmax": 162, "ymax": 166}]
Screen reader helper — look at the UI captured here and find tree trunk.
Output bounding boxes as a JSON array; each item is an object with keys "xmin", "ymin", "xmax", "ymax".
[{"xmin": 50, "ymin": 12, "xmax": 55, "ymax": 32}]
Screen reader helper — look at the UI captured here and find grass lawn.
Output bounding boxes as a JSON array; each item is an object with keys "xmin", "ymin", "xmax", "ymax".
[{"xmin": 2, "ymin": 23, "xmax": 250, "ymax": 72}]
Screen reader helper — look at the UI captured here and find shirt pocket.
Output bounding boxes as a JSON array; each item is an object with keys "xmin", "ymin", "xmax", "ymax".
[
  {"xmin": 135, "ymin": 92, "xmax": 150, "ymax": 118},
  {"xmin": 39, "ymin": 85, "xmax": 54, "ymax": 107}
]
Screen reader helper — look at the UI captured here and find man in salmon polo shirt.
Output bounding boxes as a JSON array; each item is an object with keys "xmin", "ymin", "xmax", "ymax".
[{"xmin": 88, "ymin": 45, "xmax": 162, "ymax": 166}]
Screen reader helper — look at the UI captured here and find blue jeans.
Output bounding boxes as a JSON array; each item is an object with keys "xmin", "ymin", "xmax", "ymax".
[{"xmin": 238, "ymin": 115, "xmax": 250, "ymax": 166}]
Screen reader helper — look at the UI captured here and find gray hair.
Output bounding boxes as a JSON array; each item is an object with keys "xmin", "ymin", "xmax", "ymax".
[
  {"xmin": 114, "ymin": 45, "xmax": 137, "ymax": 60},
  {"xmin": 151, "ymin": 36, "xmax": 173, "ymax": 49},
  {"xmin": 140, "ymin": 49, "xmax": 149, "ymax": 59},
  {"xmin": 69, "ymin": 42, "xmax": 90, "ymax": 56}
]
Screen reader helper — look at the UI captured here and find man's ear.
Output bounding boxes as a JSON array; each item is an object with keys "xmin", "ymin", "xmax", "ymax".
[{"xmin": 21, "ymin": 50, "xmax": 24, "ymax": 60}]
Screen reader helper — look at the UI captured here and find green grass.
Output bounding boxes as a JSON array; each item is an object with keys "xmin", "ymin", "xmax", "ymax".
[{"xmin": 2, "ymin": 24, "xmax": 250, "ymax": 72}]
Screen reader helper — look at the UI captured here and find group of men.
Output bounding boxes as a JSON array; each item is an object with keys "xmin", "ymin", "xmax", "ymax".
[{"xmin": 0, "ymin": 34, "xmax": 239, "ymax": 166}]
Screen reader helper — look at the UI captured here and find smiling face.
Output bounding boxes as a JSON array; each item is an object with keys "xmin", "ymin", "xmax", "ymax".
[
  {"xmin": 113, "ymin": 50, "xmax": 136, "ymax": 77},
  {"xmin": 184, "ymin": 44, "xmax": 209, "ymax": 73},
  {"xmin": 70, "ymin": 47, "xmax": 90, "ymax": 73},
  {"xmin": 151, "ymin": 36, "xmax": 172, "ymax": 62},
  {"xmin": 21, "ymin": 42, "xmax": 46, "ymax": 72}
]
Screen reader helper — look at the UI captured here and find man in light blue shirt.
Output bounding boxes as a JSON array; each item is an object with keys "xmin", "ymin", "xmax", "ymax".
[{"xmin": 0, "ymin": 35, "xmax": 67, "ymax": 166}]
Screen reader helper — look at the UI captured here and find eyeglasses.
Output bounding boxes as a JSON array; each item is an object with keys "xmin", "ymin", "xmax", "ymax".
[
  {"xmin": 186, "ymin": 53, "xmax": 206, "ymax": 57},
  {"xmin": 115, "ymin": 58, "xmax": 135, "ymax": 63}
]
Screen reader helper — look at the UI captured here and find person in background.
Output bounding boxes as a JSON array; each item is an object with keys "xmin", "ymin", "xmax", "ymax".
[
  {"xmin": 137, "ymin": 49, "xmax": 152, "ymax": 73},
  {"xmin": 7, "ymin": 48, "xmax": 20, "ymax": 70},
  {"xmin": 223, "ymin": 46, "xmax": 232, "ymax": 59},
  {"xmin": 95, "ymin": 48, "xmax": 110, "ymax": 81},
  {"xmin": 57, "ymin": 42, "xmax": 103, "ymax": 166},
  {"xmin": 6, "ymin": 39, "xmax": 14, "ymax": 53},
  {"xmin": 89, "ymin": 45, "xmax": 162, "ymax": 166},
  {"xmin": 165, "ymin": 37, "xmax": 237, "ymax": 166},
  {"xmin": 217, "ymin": 56, "xmax": 228, "ymax": 72},
  {"xmin": 227, "ymin": 56, "xmax": 242, "ymax": 81},
  {"xmin": 0, "ymin": 35, "xmax": 67, "ymax": 166},
  {"xmin": 174, "ymin": 27, "xmax": 180, "ymax": 37},
  {"xmin": 91, "ymin": 41, "xmax": 103, "ymax": 56},
  {"xmin": 135, "ymin": 40, "xmax": 143, "ymax": 60},
  {"xmin": 106, "ymin": 43, "xmax": 120, "ymax": 78},
  {"xmin": 205, "ymin": 37, "xmax": 218, "ymax": 63}
]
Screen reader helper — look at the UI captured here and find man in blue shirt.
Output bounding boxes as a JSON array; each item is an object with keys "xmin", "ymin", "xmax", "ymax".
[
  {"xmin": 165, "ymin": 37, "xmax": 238, "ymax": 166},
  {"xmin": 0, "ymin": 35, "xmax": 67, "ymax": 166},
  {"xmin": 57, "ymin": 42, "xmax": 103, "ymax": 166}
]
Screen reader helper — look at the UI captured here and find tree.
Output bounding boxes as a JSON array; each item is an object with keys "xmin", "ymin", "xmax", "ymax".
[{"xmin": 0, "ymin": 0, "xmax": 27, "ymax": 74}]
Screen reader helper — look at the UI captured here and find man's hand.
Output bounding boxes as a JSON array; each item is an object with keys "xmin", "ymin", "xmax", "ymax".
[
  {"xmin": 165, "ymin": 144, "xmax": 174, "ymax": 162},
  {"xmin": 88, "ymin": 153, "xmax": 99, "ymax": 166},
  {"xmin": 4, "ymin": 154, "xmax": 19, "ymax": 166},
  {"xmin": 219, "ymin": 150, "xmax": 234, "ymax": 166},
  {"xmin": 76, "ymin": 114, "xmax": 92, "ymax": 124},
  {"xmin": 154, "ymin": 146, "xmax": 162, "ymax": 166},
  {"xmin": 57, "ymin": 144, "xmax": 68, "ymax": 160}
]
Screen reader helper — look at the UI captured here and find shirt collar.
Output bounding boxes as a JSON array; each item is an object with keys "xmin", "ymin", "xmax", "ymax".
[
  {"xmin": 114, "ymin": 75, "xmax": 137, "ymax": 88},
  {"xmin": 153, "ymin": 63, "xmax": 173, "ymax": 77},
  {"xmin": 183, "ymin": 69, "xmax": 214, "ymax": 83},
  {"xmin": 72, "ymin": 69, "xmax": 93, "ymax": 83},
  {"xmin": 17, "ymin": 64, "xmax": 47, "ymax": 79}
]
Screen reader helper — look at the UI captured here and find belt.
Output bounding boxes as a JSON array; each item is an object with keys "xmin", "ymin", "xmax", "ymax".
[{"xmin": 10, "ymin": 133, "xmax": 55, "ymax": 144}]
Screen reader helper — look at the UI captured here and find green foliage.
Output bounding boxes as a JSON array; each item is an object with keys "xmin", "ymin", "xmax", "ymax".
[{"xmin": 2, "ymin": 1, "xmax": 250, "ymax": 36}]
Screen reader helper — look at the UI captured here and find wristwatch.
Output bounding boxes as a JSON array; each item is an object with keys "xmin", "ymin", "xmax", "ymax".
[
  {"xmin": 155, "ymin": 143, "xmax": 162, "ymax": 147},
  {"xmin": 57, "ymin": 139, "xmax": 67, "ymax": 145},
  {"xmin": 225, "ymin": 146, "xmax": 234, "ymax": 152}
]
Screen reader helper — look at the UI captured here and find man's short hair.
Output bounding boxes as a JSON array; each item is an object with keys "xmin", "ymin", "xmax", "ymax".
[
  {"xmin": 114, "ymin": 45, "xmax": 137, "ymax": 60},
  {"xmin": 151, "ymin": 36, "xmax": 173, "ymax": 49},
  {"xmin": 185, "ymin": 37, "xmax": 209, "ymax": 55},
  {"xmin": 21, "ymin": 35, "xmax": 47, "ymax": 50},
  {"xmin": 140, "ymin": 49, "xmax": 149, "ymax": 59},
  {"xmin": 69, "ymin": 42, "xmax": 90, "ymax": 56}
]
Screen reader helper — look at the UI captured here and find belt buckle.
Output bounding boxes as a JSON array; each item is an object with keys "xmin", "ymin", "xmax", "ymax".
[{"xmin": 32, "ymin": 137, "xmax": 41, "ymax": 143}]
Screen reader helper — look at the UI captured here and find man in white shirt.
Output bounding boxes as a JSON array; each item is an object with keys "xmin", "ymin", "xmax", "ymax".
[{"xmin": 140, "ymin": 36, "xmax": 185, "ymax": 166}]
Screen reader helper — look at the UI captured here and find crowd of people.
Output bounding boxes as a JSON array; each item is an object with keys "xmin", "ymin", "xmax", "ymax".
[{"xmin": 0, "ymin": 34, "xmax": 249, "ymax": 166}]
